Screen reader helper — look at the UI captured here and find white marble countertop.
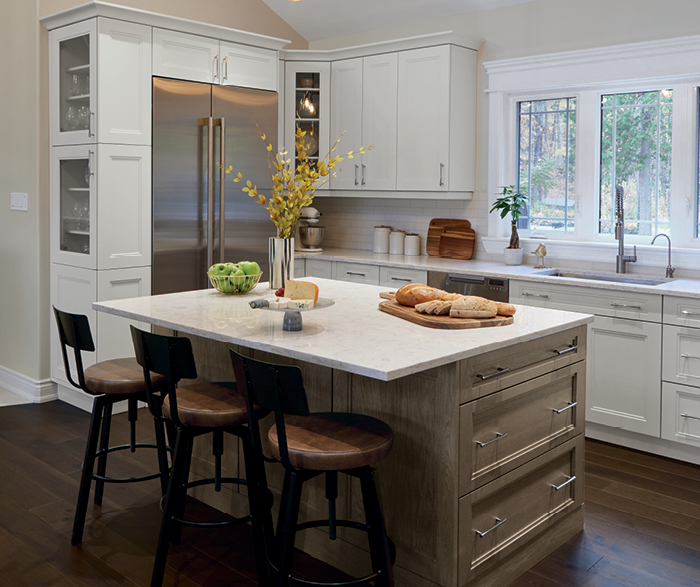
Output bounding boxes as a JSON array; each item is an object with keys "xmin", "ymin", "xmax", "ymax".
[
  {"xmin": 93, "ymin": 278, "xmax": 592, "ymax": 382},
  {"xmin": 297, "ymin": 248, "xmax": 700, "ymax": 299}
]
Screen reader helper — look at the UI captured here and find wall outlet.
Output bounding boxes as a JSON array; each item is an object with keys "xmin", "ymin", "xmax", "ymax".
[{"xmin": 11, "ymin": 192, "xmax": 28, "ymax": 212}]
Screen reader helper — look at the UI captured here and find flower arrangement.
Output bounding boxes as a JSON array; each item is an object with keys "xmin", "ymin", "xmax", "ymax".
[{"xmin": 226, "ymin": 125, "xmax": 371, "ymax": 238}]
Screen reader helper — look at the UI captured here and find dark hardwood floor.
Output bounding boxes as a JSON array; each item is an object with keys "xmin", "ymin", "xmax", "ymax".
[{"xmin": 0, "ymin": 400, "xmax": 699, "ymax": 587}]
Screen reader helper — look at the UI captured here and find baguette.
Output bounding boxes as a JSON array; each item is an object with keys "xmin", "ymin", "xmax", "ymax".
[
  {"xmin": 496, "ymin": 302, "xmax": 516, "ymax": 316},
  {"xmin": 395, "ymin": 283, "xmax": 442, "ymax": 307},
  {"xmin": 449, "ymin": 296, "xmax": 497, "ymax": 319}
]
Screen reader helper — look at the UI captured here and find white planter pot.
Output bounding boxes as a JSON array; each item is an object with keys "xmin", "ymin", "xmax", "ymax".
[{"xmin": 504, "ymin": 247, "xmax": 523, "ymax": 266}]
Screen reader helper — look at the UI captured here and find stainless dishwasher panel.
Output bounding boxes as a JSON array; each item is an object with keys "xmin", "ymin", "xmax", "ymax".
[{"xmin": 428, "ymin": 272, "xmax": 509, "ymax": 302}]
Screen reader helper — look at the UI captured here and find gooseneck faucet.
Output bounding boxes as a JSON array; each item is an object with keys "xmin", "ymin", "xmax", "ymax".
[
  {"xmin": 651, "ymin": 233, "xmax": 675, "ymax": 278},
  {"xmin": 615, "ymin": 185, "xmax": 637, "ymax": 273}
]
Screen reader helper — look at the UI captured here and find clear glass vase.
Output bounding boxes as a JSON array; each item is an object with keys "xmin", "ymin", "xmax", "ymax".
[{"xmin": 269, "ymin": 237, "xmax": 295, "ymax": 290}]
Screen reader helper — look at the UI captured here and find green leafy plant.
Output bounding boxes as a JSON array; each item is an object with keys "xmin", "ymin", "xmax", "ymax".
[{"xmin": 490, "ymin": 185, "xmax": 527, "ymax": 249}]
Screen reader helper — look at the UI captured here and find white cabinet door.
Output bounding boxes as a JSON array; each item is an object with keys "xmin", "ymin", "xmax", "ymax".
[
  {"xmin": 587, "ymin": 315, "xmax": 661, "ymax": 437},
  {"xmin": 335, "ymin": 262, "xmax": 379, "ymax": 284},
  {"xmin": 96, "ymin": 18, "xmax": 151, "ymax": 145},
  {"xmin": 96, "ymin": 145, "xmax": 152, "ymax": 269},
  {"xmin": 96, "ymin": 267, "xmax": 151, "ymax": 362},
  {"xmin": 152, "ymin": 28, "xmax": 219, "ymax": 83},
  {"xmin": 661, "ymin": 382, "xmax": 700, "ymax": 447},
  {"xmin": 50, "ymin": 263, "xmax": 97, "ymax": 386},
  {"xmin": 221, "ymin": 42, "xmax": 277, "ymax": 91},
  {"xmin": 397, "ymin": 46, "xmax": 450, "ymax": 191},
  {"xmin": 50, "ymin": 20, "xmax": 97, "ymax": 146},
  {"xmin": 330, "ymin": 58, "xmax": 363, "ymax": 190},
  {"xmin": 362, "ymin": 53, "xmax": 398, "ymax": 191},
  {"xmin": 305, "ymin": 258, "xmax": 333, "ymax": 279},
  {"xmin": 379, "ymin": 266, "xmax": 427, "ymax": 288}
]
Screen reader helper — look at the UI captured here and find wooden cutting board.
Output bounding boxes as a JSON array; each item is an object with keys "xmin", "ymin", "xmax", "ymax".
[
  {"xmin": 378, "ymin": 299, "xmax": 513, "ymax": 330},
  {"xmin": 426, "ymin": 218, "xmax": 476, "ymax": 260}
]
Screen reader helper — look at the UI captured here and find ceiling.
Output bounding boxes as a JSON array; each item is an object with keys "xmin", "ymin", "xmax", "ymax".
[{"xmin": 261, "ymin": 0, "xmax": 539, "ymax": 43}]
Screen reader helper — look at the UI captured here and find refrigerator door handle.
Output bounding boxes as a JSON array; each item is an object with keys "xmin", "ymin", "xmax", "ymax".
[
  {"xmin": 205, "ymin": 116, "xmax": 215, "ymax": 272},
  {"xmin": 217, "ymin": 118, "xmax": 226, "ymax": 262}
]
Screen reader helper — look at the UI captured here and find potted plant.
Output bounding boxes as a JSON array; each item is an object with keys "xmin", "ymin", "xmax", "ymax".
[{"xmin": 490, "ymin": 185, "xmax": 527, "ymax": 265}]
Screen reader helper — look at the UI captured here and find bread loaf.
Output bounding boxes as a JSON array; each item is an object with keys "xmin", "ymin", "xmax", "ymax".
[
  {"xmin": 449, "ymin": 296, "xmax": 497, "ymax": 319},
  {"xmin": 395, "ymin": 283, "xmax": 442, "ymax": 307},
  {"xmin": 496, "ymin": 302, "xmax": 516, "ymax": 316}
]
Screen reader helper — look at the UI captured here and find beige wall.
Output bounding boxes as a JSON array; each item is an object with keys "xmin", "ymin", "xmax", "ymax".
[{"xmin": 0, "ymin": 0, "xmax": 306, "ymax": 385}]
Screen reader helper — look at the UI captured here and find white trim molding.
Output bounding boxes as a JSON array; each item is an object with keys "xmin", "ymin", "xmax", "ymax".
[{"xmin": 0, "ymin": 366, "xmax": 57, "ymax": 404}]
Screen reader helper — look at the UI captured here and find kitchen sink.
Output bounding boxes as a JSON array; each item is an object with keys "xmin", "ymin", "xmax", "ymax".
[{"xmin": 537, "ymin": 269, "xmax": 671, "ymax": 286}]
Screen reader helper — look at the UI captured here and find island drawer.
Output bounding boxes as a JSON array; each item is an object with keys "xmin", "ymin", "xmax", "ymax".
[
  {"xmin": 335, "ymin": 262, "xmax": 380, "ymax": 285},
  {"xmin": 663, "ymin": 296, "xmax": 700, "ymax": 327},
  {"xmin": 458, "ymin": 436, "xmax": 584, "ymax": 586},
  {"xmin": 662, "ymin": 325, "xmax": 700, "ymax": 388},
  {"xmin": 459, "ymin": 361, "xmax": 584, "ymax": 496},
  {"xmin": 661, "ymin": 381, "xmax": 700, "ymax": 447},
  {"xmin": 459, "ymin": 326, "xmax": 586, "ymax": 403}
]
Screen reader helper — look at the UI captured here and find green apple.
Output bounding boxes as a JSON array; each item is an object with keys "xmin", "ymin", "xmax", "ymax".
[
  {"xmin": 209, "ymin": 263, "xmax": 232, "ymax": 276},
  {"xmin": 238, "ymin": 261, "xmax": 261, "ymax": 275},
  {"xmin": 229, "ymin": 265, "xmax": 245, "ymax": 276}
]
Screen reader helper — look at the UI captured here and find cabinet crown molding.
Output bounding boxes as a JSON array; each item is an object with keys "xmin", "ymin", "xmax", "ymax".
[{"xmin": 40, "ymin": 0, "xmax": 291, "ymax": 51}]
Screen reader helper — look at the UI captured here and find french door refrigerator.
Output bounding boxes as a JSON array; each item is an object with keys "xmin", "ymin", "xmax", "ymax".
[{"xmin": 152, "ymin": 77, "xmax": 277, "ymax": 295}]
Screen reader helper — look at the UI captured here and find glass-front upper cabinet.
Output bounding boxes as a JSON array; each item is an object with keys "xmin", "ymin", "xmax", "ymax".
[
  {"xmin": 51, "ymin": 145, "xmax": 96, "ymax": 269},
  {"xmin": 284, "ymin": 62, "xmax": 330, "ymax": 190},
  {"xmin": 50, "ymin": 20, "xmax": 97, "ymax": 146}
]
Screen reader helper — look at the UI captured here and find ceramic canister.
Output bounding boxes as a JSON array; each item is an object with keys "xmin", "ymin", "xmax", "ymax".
[
  {"xmin": 389, "ymin": 230, "xmax": 405, "ymax": 255},
  {"xmin": 373, "ymin": 226, "xmax": 391, "ymax": 253},
  {"xmin": 404, "ymin": 234, "xmax": 421, "ymax": 256}
]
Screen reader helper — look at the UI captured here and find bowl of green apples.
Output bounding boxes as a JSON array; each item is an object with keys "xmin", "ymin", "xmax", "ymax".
[{"xmin": 207, "ymin": 261, "xmax": 262, "ymax": 294}]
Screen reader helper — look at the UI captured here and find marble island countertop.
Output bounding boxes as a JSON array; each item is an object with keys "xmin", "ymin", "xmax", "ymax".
[
  {"xmin": 93, "ymin": 277, "xmax": 592, "ymax": 382},
  {"xmin": 297, "ymin": 248, "xmax": 700, "ymax": 298}
]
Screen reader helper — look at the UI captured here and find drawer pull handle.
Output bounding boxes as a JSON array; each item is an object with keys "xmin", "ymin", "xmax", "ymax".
[
  {"xmin": 552, "ymin": 401, "xmax": 578, "ymax": 414},
  {"xmin": 346, "ymin": 272, "xmax": 366, "ymax": 277},
  {"xmin": 391, "ymin": 277, "xmax": 412, "ymax": 282},
  {"xmin": 681, "ymin": 311, "xmax": 700, "ymax": 316},
  {"xmin": 681, "ymin": 413, "xmax": 700, "ymax": 421},
  {"xmin": 475, "ymin": 517, "xmax": 507, "ymax": 537},
  {"xmin": 476, "ymin": 432, "xmax": 508, "ymax": 447},
  {"xmin": 554, "ymin": 344, "xmax": 579, "ymax": 356},
  {"xmin": 476, "ymin": 367, "xmax": 509, "ymax": 381},
  {"xmin": 680, "ymin": 354, "xmax": 700, "ymax": 361},
  {"xmin": 523, "ymin": 292, "xmax": 549, "ymax": 299},
  {"xmin": 610, "ymin": 303, "xmax": 642, "ymax": 310},
  {"xmin": 551, "ymin": 475, "xmax": 577, "ymax": 491}
]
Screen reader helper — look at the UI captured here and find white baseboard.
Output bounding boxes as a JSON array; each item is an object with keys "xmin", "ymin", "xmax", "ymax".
[
  {"xmin": 0, "ymin": 365, "xmax": 57, "ymax": 404},
  {"xmin": 56, "ymin": 382, "xmax": 130, "ymax": 414}
]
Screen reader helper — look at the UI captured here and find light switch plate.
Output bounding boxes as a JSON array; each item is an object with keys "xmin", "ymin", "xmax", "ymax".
[{"xmin": 11, "ymin": 192, "xmax": 28, "ymax": 211}]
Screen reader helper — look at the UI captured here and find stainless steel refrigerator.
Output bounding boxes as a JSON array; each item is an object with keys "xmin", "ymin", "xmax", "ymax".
[{"xmin": 152, "ymin": 77, "xmax": 277, "ymax": 295}]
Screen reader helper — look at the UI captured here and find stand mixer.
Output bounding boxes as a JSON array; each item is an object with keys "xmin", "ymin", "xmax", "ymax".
[{"xmin": 295, "ymin": 206, "xmax": 325, "ymax": 253}]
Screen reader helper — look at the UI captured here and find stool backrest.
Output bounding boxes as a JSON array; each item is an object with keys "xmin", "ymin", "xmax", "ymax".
[
  {"xmin": 230, "ymin": 348, "xmax": 309, "ymax": 471},
  {"xmin": 53, "ymin": 306, "xmax": 95, "ymax": 392},
  {"xmin": 130, "ymin": 325, "xmax": 197, "ymax": 428}
]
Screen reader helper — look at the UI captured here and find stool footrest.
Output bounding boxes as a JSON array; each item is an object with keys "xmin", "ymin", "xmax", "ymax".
[
  {"xmin": 95, "ymin": 441, "xmax": 171, "ymax": 458},
  {"xmin": 92, "ymin": 470, "xmax": 165, "ymax": 484},
  {"xmin": 173, "ymin": 513, "xmax": 252, "ymax": 529}
]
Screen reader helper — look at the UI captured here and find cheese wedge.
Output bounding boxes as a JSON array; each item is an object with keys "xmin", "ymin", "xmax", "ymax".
[
  {"xmin": 288, "ymin": 299, "xmax": 315, "ymax": 310},
  {"xmin": 284, "ymin": 280, "xmax": 319, "ymax": 303}
]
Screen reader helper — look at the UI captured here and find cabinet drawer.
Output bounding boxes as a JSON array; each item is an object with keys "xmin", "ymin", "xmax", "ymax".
[
  {"xmin": 663, "ymin": 296, "xmax": 700, "ymax": 327},
  {"xmin": 459, "ymin": 326, "xmax": 586, "ymax": 403},
  {"xmin": 459, "ymin": 362, "xmax": 584, "ymax": 496},
  {"xmin": 458, "ymin": 436, "xmax": 583, "ymax": 585},
  {"xmin": 661, "ymin": 381, "xmax": 700, "ymax": 447},
  {"xmin": 305, "ymin": 258, "xmax": 333, "ymax": 279},
  {"xmin": 379, "ymin": 266, "xmax": 427, "ymax": 288},
  {"xmin": 662, "ymin": 325, "xmax": 700, "ymax": 387},
  {"xmin": 335, "ymin": 262, "xmax": 379, "ymax": 285},
  {"xmin": 510, "ymin": 279, "xmax": 662, "ymax": 322}
]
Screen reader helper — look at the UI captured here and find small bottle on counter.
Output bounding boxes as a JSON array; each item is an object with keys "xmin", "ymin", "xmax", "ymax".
[
  {"xmin": 373, "ymin": 226, "xmax": 391, "ymax": 253},
  {"xmin": 404, "ymin": 233, "xmax": 421, "ymax": 256},
  {"xmin": 389, "ymin": 230, "xmax": 405, "ymax": 255}
]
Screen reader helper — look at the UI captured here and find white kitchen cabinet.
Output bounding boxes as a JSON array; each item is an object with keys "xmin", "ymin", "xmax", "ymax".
[
  {"xmin": 51, "ymin": 144, "xmax": 152, "ymax": 270},
  {"xmin": 379, "ymin": 266, "xmax": 427, "ymax": 288},
  {"xmin": 153, "ymin": 28, "xmax": 278, "ymax": 91},
  {"xmin": 330, "ymin": 54, "xmax": 398, "ymax": 191},
  {"xmin": 50, "ymin": 18, "xmax": 151, "ymax": 147},
  {"xmin": 304, "ymin": 258, "xmax": 334, "ymax": 279},
  {"xmin": 284, "ymin": 62, "xmax": 330, "ymax": 188},
  {"xmin": 335, "ymin": 262, "xmax": 379, "ymax": 285},
  {"xmin": 396, "ymin": 45, "xmax": 476, "ymax": 192},
  {"xmin": 661, "ymin": 382, "xmax": 700, "ymax": 448}
]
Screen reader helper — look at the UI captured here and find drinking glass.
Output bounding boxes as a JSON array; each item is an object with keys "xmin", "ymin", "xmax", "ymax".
[
  {"xmin": 70, "ymin": 74, "xmax": 82, "ymax": 96},
  {"xmin": 65, "ymin": 106, "xmax": 78, "ymax": 130},
  {"xmin": 77, "ymin": 106, "xmax": 89, "ymax": 131}
]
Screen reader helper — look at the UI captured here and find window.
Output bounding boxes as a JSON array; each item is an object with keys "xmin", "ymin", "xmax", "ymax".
[
  {"xmin": 599, "ymin": 90, "xmax": 673, "ymax": 237},
  {"xmin": 516, "ymin": 98, "xmax": 576, "ymax": 232}
]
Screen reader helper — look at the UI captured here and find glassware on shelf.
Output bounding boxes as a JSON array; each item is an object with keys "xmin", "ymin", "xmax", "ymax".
[
  {"xmin": 77, "ymin": 106, "xmax": 90, "ymax": 131},
  {"xmin": 70, "ymin": 73, "xmax": 82, "ymax": 96},
  {"xmin": 80, "ymin": 201, "xmax": 89, "ymax": 231},
  {"xmin": 81, "ymin": 74, "xmax": 90, "ymax": 96},
  {"xmin": 65, "ymin": 106, "xmax": 78, "ymax": 130}
]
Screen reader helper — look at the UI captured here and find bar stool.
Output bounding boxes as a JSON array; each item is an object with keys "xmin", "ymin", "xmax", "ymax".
[
  {"xmin": 53, "ymin": 307, "xmax": 172, "ymax": 546},
  {"xmin": 229, "ymin": 348, "xmax": 396, "ymax": 587},
  {"xmin": 130, "ymin": 326, "xmax": 273, "ymax": 587}
]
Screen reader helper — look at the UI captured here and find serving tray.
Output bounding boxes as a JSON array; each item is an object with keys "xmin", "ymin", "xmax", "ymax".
[{"xmin": 378, "ymin": 299, "xmax": 513, "ymax": 330}]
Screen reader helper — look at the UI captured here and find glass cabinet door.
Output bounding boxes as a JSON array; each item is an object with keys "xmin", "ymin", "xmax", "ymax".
[{"xmin": 50, "ymin": 20, "xmax": 96, "ymax": 146}]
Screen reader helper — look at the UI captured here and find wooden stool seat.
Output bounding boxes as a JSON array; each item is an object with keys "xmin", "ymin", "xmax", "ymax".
[
  {"xmin": 162, "ymin": 382, "xmax": 251, "ymax": 428},
  {"xmin": 268, "ymin": 412, "xmax": 394, "ymax": 471},
  {"xmin": 84, "ymin": 358, "xmax": 166, "ymax": 396}
]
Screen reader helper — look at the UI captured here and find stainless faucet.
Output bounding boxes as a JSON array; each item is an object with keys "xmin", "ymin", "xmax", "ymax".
[
  {"xmin": 615, "ymin": 185, "xmax": 637, "ymax": 273},
  {"xmin": 651, "ymin": 233, "xmax": 675, "ymax": 278}
]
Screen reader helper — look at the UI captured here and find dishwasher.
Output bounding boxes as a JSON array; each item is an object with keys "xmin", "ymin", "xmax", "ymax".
[{"xmin": 427, "ymin": 271, "xmax": 509, "ymax": 302}]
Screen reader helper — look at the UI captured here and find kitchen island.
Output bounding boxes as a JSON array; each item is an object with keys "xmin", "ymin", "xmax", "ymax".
[{"xmin": 94, "ymin": 278, "xmax": 593, "ymax": 587}]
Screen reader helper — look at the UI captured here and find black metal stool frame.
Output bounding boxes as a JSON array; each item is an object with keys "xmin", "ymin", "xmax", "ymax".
[
  {"xmin": 131, "ymin": 326, "xmax": 274, "ymax": 587},
  {"xmin": 230, "ymin": 348, "xmax": 395, "ymax": 587},
  {"xmin": 53, "ymin": 307, "xmax": 171, "ymax": 546}
]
